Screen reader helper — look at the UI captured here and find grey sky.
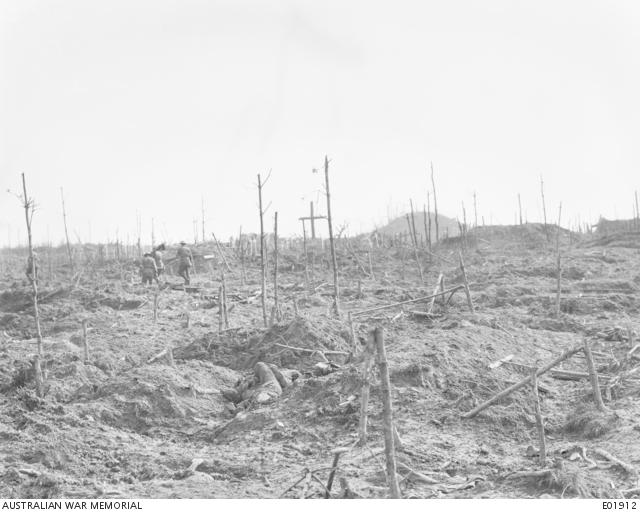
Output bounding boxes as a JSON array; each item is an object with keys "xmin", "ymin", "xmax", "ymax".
[{"xmin": 2, "ymin": 0, "xmax": 639, "ymax": 246}]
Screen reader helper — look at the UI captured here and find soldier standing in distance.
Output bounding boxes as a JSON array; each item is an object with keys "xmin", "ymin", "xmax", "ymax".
[
  {"xmin": 140, "ymin": 252, "xmax": 158, "ymax": 286},
  {"xmin": 151, "ymin": 243, "xmax": 166, "ymax": 283},
  {"xmin": 177, "ymin": 241, "xmax": 193, "ymax": 285}
]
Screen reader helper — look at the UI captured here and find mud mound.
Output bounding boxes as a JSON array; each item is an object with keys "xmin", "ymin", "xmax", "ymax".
[
  {"xmin": 72, "ymin": 362, "xmax": 240, "ymax": 433},
  {"xmin": 246, "ymin": 317, "xmax": 352, "ymax": 370}
]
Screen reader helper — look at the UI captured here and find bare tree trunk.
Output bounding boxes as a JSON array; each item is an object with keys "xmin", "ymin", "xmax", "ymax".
[
  {"xmin": 518, "ymin": 193, "xmax": 523, "ymax": 226},
  {"xmin": 430, "ymin": 162, "xmax": 439, "ymax": 243},
  {"xmin": 473, "ymin": 191, "xmax": 478, "ymax": 228},
  {"xmin": 218, "ymin": 285, "xmax": 224, "ymax": 334},
  {"xmin": 324, "ymin": 156, "xmax": 340, "ymax": 317},
  {"xmin": 374, "ymin": 327, "xmax": 401, "ymax": 498},
  {"xmin": 151, "ymin": 217, "xmax": 155, "ymax": 249},
  {"xmin": 427, "ymin": 194, "xmax": 432, "ymax": 258},
  {"xmin": 540, "ymin": 175, "xmax": 549, "ymax": 241},
  {"xmin": 358, "ymin": 335, "xmax": 375, "ymax": 445},
  {"xmin": 136, "ymin": 212, "xmax": 142, "ymax": 259},
  {"xmin": 301, "ymin": 220, "xmax": 311, "ymax": 295},
  {"xmin": 23, "ymin": 174, "xmax": 43, "ymax": 357},
  {"xmin": 459, "ymin": 251, "xmax": 474, "ymax": 313},
  {"xmin": 555, "ymin": 203, "xmax": 562, "ymax": 318},
  {"xmin": 221, "ymin": 271, "xmax": 229, "ymax": 328},
  {"xmin": 405, "ymin": 214, "xmax": 424, "ymax": 283},
  {"xmin": 60, "ymin": 187, "xmax": 74, "ymax": 273},
  {"xmin": 409, "ymin": 199, "xmax": 419, "ymax": 247},
  {"xmin": 211, "ymin": 232, "xmax": 232, "ymax": 273},
  {"xmin": 635, "ymin": 191, "xmax": 639, "ymax": 231},
  {"xmin": 273, "ymin": 211, "xmax": 280, "ymax": 320},
  {"xmin": 258, "ymin": 173, "xmax": 268, "ymax": 327},
  {"xmin": 201, "ymin": 196, "xmax": 206, "ymax": 243}
]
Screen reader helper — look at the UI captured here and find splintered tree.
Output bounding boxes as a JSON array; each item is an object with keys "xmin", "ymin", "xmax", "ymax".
[
  {"xmin": 324, "ymin": 156, "xmax": 340, "ymax": 317},
  {"xmin": 430, "ymin": 162, "xmax": 439, "ymax": 243},
  {"xmin": 20, "ymin": 174, "xmax": 44, "ymax": 356},
  {"xmin": 273, "ymin": 211, "xmax": 280, "ymax": 320},
  {"xmin": 540, "ymin": 175, "xmax": 548, "ymax": 241},
  {"xmin": 60, "ymin": 187, "xmax": 74, "ymax": 272},
  {"xmin": 201, "ymin": 196, "xmax": 206, "ymax": 243},
  {"xmin": 257, "ymin": 172, "xmax": 271, "ymax": 327}
]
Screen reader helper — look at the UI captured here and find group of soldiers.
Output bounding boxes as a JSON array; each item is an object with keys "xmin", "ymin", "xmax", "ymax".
[
  {"xmin": 23, "ymin": 242, "xmax": 195, "ymax": 288},
  {"xmin": 140, "ymin": 241, "xmax": 194, "ymax": 287}
]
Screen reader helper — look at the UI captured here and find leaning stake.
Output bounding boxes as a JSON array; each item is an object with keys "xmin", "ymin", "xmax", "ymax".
[
  {"xmin": 531, "ymin": 369, "xmax": 546, "ymax": 467},
  {"xmin": 462, "ymin": 346, "xmax": 583, "ymax": 419}
]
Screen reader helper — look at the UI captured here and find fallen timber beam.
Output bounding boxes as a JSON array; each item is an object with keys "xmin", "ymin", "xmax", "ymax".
[
  {"xmin": 461, "ymin": 345, "xmax": 583, "ymax": 419},
  {"xmin": 351, "ymin": 285, "xmax": 465, "ymax": 317}
]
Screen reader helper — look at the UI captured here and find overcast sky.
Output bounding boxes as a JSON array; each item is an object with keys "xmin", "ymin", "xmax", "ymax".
[{"xmin": 2, "ymin": 0, "xmax": 640, "ymax": 247}]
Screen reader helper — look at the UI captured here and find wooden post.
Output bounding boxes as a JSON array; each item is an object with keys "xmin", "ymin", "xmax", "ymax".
[
  {"xmin": 555, "ymin": 203, "xmax": 562, "ymax": 318},
  {"xmin": 310, "ymin": 201, "xmax": 316, "ymax": 239},
  {"xmin": 273, "ymin": 212, "xmax": 280, "ymax": 320},
  {"xmin": 324, "ymin": 156, "xmax": 341, "ymax": 317},
  {"xmin": 430, "ymin": 162, "xmax": 439, "ymax": 243},
  {"xmin": 82, "ymin": 319, "xmax": 89, "ymax": 364},
  {"xmin": 583, "ymin": 339, "xmax": 607, "ymax": 412},
  {"xmin": 60, "ymin": 187, "xmax": 74, "ymax": 273},
  {"xmin": 258, "ymin": 173, "xmax": 268, "ymax": 327},
  {"xmin": 531, "ymin": 369, "xmax": 546, "ymax": 467},
  {"xmin": 459, "ymin": 252, "xmax": 475, "ymax": 313},
  {"xmin": 462, "ymin": 346, "xmax": 582, "ymax": 419},
  {"xmin": 22, "ymin": 174, "xmax": 43, "ymax": 356},
  {"xmin": 374, "ymin": 327, "xmax": 401, "ymax": 498}
]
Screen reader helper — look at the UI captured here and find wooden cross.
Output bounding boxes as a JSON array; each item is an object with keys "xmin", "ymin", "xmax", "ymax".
[{"xmin": 299, "ymin": 201, "xmax": 326, "ymax": 240}]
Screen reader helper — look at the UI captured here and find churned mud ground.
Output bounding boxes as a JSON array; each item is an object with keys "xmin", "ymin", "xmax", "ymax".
[{"xmin": 1, "ymin": 224, "xmax": 640, "ymax": 498}]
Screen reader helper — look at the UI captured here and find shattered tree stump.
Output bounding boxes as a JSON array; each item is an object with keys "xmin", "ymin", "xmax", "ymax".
[
  {"xmin": 583, "ymin": 339, "xmax": 608, "ymax": 412},
  {"xmin": 374, "ymin": 327, "xmax": 401, "ymax": 498}
]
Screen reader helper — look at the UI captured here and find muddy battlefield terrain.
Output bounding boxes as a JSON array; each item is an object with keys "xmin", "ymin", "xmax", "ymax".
[{"xmin": 1, "ymin": 223, "xmax": 640, "ymax": 499}]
